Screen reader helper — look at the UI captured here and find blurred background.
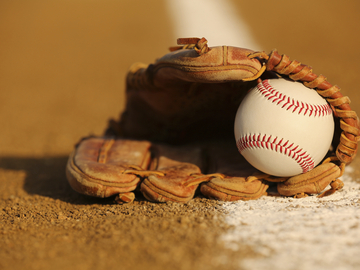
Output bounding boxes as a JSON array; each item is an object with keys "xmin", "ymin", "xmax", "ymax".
[{"xmin": 1, "ymin": 0, "xmax": 359, "ymax": 157}]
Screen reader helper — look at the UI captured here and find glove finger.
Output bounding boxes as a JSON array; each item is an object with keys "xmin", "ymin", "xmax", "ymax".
[
  {"xmin": 200, "ymin": 141, "xmax": 269, "ymax": 201},
  {"xmin": 277, "ymin": 161, "xmax": 342, "ymax": 197},
  {"xmin": 66, "ymin": 137, "xmax": 151, "ymax": 199},
  {"xmin": 200, "ymin": 176, "xmax": 268, "ymax": 202},
  {"xmin": 140, "ymin": 144, "xmax": 204, "ymax": 203}
]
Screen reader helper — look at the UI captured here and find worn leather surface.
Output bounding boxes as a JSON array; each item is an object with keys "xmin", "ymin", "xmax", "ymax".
[
  {"xmin": 118, "ymin": 43, "xmax": 260, "ymax": 144},
  {"xmin": 140, "ymin": 144, "xmax": 204, "ymax": 202},
  {"xmin": 67, "ymin": 137, "xmax": 270, "ymax": 203},
  {"xmin": 66, "ymin": 138, "xmax": 151, "ymax": 198},
  {"xmin": 277, "ymin": 162, "xmax": 341, "ymax": 196},
  {"xmin": 199, "ymin": 141, "xmax": 269, "ymax": 201}
]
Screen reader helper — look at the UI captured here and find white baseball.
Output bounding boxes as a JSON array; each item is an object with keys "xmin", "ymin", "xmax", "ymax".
[{"xmin": 234, "ymin": 79, "xmax": 334, "ymax": 177}]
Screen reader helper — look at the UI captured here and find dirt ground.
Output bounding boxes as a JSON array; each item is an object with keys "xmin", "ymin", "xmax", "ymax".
[{"xmin": 1, "ymin": 1, "xmax": 360, "ymax": 269}]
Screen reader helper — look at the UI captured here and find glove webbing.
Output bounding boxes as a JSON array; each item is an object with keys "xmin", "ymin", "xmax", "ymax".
[
  {"xmin": 247, "ymin": 50, "xmax": 360, "ymax": 165},
  {"xmin": 266, "ymin": 50, "xmax": 360, "ymax": 164}
]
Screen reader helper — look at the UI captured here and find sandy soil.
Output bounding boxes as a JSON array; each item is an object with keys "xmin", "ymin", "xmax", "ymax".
[{"xmin": 1, "ymin": 1, "xmax": 360, "ymax": 269}]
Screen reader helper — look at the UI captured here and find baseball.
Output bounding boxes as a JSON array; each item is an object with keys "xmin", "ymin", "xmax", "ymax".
[{"xmin": 234, "ymin": 79, "xmax": 334, "ymax": 177}]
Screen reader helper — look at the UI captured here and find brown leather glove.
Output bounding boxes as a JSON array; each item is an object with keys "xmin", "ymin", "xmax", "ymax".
[{"xmin": 66, "ymin": 37, "xmax": 360, "ymax": 203}]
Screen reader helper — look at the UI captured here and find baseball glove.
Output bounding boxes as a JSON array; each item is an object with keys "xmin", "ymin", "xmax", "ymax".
[{"xmin": 66, "ymin": 37, "xmax": 360, "ymax": 203}]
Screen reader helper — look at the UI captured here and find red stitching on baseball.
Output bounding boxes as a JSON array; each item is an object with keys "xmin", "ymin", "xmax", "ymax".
[
  {"xmin": 258, "ymin": 80, "xmax": 332, "ymax": 117},
  {"xmin": 237, "ymin": 134, "xmax": 315, "ymax": 173}
]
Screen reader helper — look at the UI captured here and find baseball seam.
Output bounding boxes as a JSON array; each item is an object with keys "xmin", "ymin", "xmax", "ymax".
[
  {"xmin": 259, "ymin": 80, "xmax": 332, "ymax": 117},
  {"xmin": 237, "ymin": 134, "xmax": 315, "ymax": 173}
]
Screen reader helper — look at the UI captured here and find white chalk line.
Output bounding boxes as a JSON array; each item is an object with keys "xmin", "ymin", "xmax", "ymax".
[
  {"xmin": 165, "ymin": 0, "xmax": 262, "ymax": 50},
  {"xmin": 220, "ymin": 166, "xmax": 360, "ymax": 270}
]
